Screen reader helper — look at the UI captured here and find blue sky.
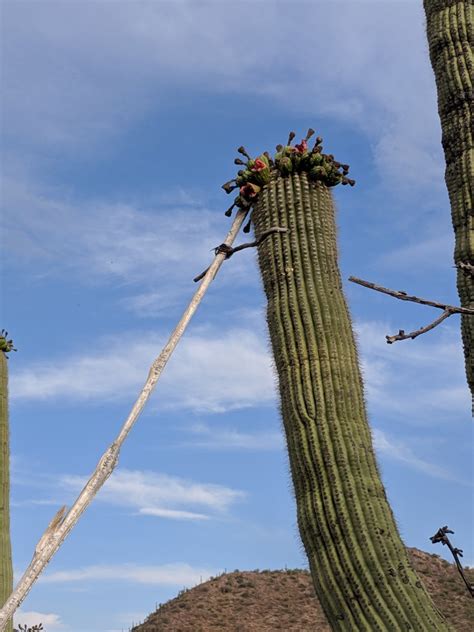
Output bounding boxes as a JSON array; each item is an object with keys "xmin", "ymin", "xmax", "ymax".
[{"xmin": 1, "ymin": 1, "xmax": 473, "ymax": 631}]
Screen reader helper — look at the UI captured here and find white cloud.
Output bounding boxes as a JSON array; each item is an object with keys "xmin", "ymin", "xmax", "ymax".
[
  {"xmin": 14, "ymin": 610, "xmax": 66, "ymax": 630},
  {"xmin": 60, "ymin": 468, "xmax": 246, "ymax": 520},
  {"xmin": 2, "ymin": 176, "xmax": 258, "ymax": 305},
  {"xmin": 11, "ymin": 317, "xmax": 470, "ymax": 423},
  {"xmin": 373, "ymin": 428, "xmax": 469, "ymax": 485},
  {"xmin": 184, "ymin": 422, "xmax": 283, "ymax": 451},
  {"xmin": 11, "ymin": 327, "xmax": 276, "ymax": 412},
  {"xmin": 39, "ymin": 561, "xmax": 218, "ymax": 586},
  {"xmin": 2, "ymin": 178, "xmax": 220, "ymax": 281},
  {"xmin": 2, "ymin": 1, "xmax": 444, "ymax": 194},
  {"xmin": 137, "ymin": 507, "xmax": 209, "ymax": 520}
]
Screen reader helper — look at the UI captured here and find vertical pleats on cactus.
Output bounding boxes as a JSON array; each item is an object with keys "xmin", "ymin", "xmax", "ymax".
[
  {"xmin": 0, "ymin": 331, "xmax": 14, "ymax": 632},
  {"xmin": 423, "ymin": 0, "xmax": 474, "ymax": 411},
  {"xmin": 223, "ymin": 133, "xmax": 452, "ymax": 630}
]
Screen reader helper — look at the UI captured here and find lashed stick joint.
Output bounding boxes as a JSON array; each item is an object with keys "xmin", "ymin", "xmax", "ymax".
[{"xmin": 193, "ymin": 227, "xmax": 288, "ymax": 282}]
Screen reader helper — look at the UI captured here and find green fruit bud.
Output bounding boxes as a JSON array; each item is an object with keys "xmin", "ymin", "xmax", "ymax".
[
  {"xmin": 279, "ymin": 156, "xmax": 293, "ymax": 176},
  {"xmin": 326, "ymin": 172, "xmax": 343, "ymax": 186},
  {"xmin": 310, "ymin": 153, "xmax": 323, "ymax": 166},
  {"xmin": 309, "ymin": 165, "xmax": 327, "ymax": 180}
]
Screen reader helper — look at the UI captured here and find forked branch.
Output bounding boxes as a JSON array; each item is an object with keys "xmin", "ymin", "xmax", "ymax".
[{"xmin": 348, "ymin": 276, "xmax": 474, "ymax": 344}]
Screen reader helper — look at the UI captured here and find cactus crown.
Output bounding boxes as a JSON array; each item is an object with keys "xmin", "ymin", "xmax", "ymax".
[
  {"xmin": 222, "ymin": 128, "xmax": 355, "ymax": 229},
  {"xmin": 0, "ymin": 330, "xmax": 16, "ymax": 356}
]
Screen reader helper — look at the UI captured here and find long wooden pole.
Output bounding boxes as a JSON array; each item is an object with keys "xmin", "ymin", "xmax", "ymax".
[{"xmin": 0, "ymin": 209, "xmax": 248, "ymax": 630}]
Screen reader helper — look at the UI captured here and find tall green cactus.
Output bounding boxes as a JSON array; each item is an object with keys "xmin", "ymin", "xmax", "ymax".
[
  {"xmin": 223, "ymin": 132, "xmax": 451, "ymax": 630},
  {"xmin": 0, "ymin": 331, "xmax": 14, "ymax": 632},
  {"xmin": 423, "ymin": 0, "xmax": 474, "ymax": 409}
]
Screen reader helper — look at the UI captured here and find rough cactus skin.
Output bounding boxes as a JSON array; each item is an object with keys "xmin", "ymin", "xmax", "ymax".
[
  {"xmin": 0, "ymin": 350, "xmax": 13, "ymax": 632},
  {"xmin": 251, "ymin": 172, "xmax": 451, "ymax": 630},
  {"xmin": 423, "ymin": 0, "xmax": 474, "ymax": 410}
]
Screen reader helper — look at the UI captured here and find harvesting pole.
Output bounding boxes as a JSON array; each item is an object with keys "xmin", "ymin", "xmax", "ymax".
[{"xmin": 0, "ymin": 211, "xmax": 249, "ymax": 630}]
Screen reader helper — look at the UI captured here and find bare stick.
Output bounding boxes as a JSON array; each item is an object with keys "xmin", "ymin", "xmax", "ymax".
[
  {"xmin": 0, "ymin": 209, "xmax": 249, "ymax": 630},
  {"xmin": 348, "ymin": 276, "xmax": 474, "ymax": 344},
  {"xmin": 385, "ymin": 310, "xmax": 452, "ymax": 343},
  {"xmin": 193, "ymin": 227, "xmax": 288, "ymax": 282}
]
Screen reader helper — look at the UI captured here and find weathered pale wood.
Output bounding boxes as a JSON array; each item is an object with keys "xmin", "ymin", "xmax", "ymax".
[{"xmin": 0, "ymin": 209, "xmax": 248, "ymax": 630}]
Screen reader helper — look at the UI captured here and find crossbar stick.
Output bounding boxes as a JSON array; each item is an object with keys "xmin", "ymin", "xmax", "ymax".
[{"xmin": 0, "ymin": 209, "xmax": 249, "ymax": 630}]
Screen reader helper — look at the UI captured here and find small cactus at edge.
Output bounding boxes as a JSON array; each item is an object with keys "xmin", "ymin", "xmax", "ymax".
[
  {"xmin": 0, "ymin": 331, "xmax": 14, "ymax": 632},
  {"xmin": 222, "ymin": 131, "xmax": 452, "ymax": 630}
]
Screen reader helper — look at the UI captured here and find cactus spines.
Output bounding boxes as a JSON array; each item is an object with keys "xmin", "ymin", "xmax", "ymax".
[
  {"xmin": 423, "ymin": 0, "xmax": 474, "ymax": 410},
  {"xmin": 0, "ymin": 331, "xmax": 14, "ymax": 632},
  {"xmin": 223, "ymin": 133, "xmax": 451, "ymax": 629}
]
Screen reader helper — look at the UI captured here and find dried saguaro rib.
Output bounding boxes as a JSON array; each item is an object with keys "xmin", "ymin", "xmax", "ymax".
[
  {"xmin": 0, "ymin": 210, "xmax": 249, "ymax": 631},
  {"xmin": 222, "ymin": 130, "xmax": 452, "ymax": 630},
  {"xmin": 423, "ymin": 0, "xmax": 474, "ymax": 407}
]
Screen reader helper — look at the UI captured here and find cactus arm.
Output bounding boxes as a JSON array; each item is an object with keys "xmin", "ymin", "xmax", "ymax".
[
  {"xmin": 423, "ymin": 0, "xmax": 474, "ymax": 408},
  {"xmin": 0, "ymin": 346, "xmax": 13, "ymax": 632}
]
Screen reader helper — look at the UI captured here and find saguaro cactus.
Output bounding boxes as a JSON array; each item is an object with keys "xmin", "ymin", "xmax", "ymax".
[
  {"xmin": 223, "ymin": 132, "xmax": 451, "ymax": 630},
  {"xmin": 423, "ymin": 0, "xmax": 474, "ymax": 408},
  {"xmin": 0, "ymin": 331, "xmax": 14, "ymax": 632}
]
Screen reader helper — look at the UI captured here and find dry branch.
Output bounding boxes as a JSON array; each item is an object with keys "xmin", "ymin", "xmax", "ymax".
[
  {"xmin": 348, "ymin": 276, "xmax": 474, "ymax": 344},
  {"xmin": 430, "ymin": 526, "xmax": 474, "ymax": 598},
  {"xmin": 0, "ymin": 209, "xmax": 249, "ymax": 631}
]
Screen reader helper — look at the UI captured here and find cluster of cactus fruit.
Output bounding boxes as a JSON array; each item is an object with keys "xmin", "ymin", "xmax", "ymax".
[
  {"xmin": 222, "ymin": 128, "xmax": 355, "ymax": 232},
  {"xmin": 0, "ymin": 331, "xmax": 15, "ymax": 357}
]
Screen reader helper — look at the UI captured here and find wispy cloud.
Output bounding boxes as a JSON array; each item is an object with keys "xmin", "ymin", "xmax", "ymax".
[
  {"xmin": 3, "ymin": 1, "xmax": 443, "ymax": 196},
  {"xmin": 373, "ymin": 428, "xmax": 469, "ymax": 485},
  {"xmin": 14, "ymin": 611, "xmax": 66, "ymax": 630},
  {"xmin": 11, "ymin": 317, "xmax": 469, "ymax": 423},
  {"xmin": 11, "ymin": 318, "xmax": 469, "ymax": 423},
  {"xmin": 2, "ymin": 178, "xmax": 221, "ymax": 281},
  {"xmin": 377, "ymin": 233, "xmax": 455, "ymax": 272},
  {"xmin": 11, "ymin": 327, "xmax": 276, "ymax": 412},
  {"xmin": 2, "ymin": 176, "xmax": 258, "ymax": 308},
  {"xmin": 183, "ymin": 422, "xmax": 283, "ymax": 451},
  {"xmin": 39, "ymin": 562, "xmax": 218, "ymax": 586},
  {"xmin": 60, "ymin": 468, "xmax": 246, "ymax": 520}
]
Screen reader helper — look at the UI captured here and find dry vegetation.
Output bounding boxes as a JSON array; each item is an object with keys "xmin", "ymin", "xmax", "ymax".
[{"xmin": 131, "ymin": 548, "xmax": 474, "ymax": 632}]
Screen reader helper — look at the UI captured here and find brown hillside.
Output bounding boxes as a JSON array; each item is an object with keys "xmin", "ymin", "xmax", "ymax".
[{"xmin": 130, "ymin": 548, "xmax": 474, "ymax": 631}]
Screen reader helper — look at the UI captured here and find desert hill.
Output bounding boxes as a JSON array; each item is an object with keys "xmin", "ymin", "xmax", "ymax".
[{"xmin": 130, "ymin": 548, "xmax": 474, "ymax": 631}]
